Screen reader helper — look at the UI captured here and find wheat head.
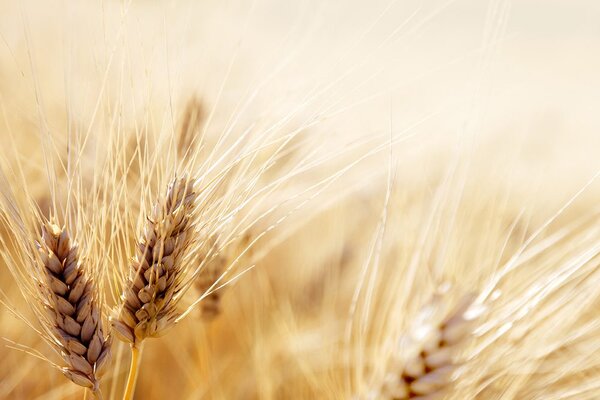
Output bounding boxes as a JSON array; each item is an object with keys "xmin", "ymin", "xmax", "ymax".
[
  {"xmin": 111, "ymin": 176, "xmax": 198, "ymax": 346},
  {"xmin": 195, "ymin": 243, "xmax": 227, "ymax": 321},
  {"xmin": 37, "ymin": 222, "xmax": 111, "ymax": 395},
  {"xmin": 379, "ymin": 291, "xmax": 479, "ymax": 400}
]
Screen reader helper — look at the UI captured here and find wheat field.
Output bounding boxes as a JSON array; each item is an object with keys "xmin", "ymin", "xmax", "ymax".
[{"xmin": 0, "ymin": 0, "xmax": 599, "ymax": 399}]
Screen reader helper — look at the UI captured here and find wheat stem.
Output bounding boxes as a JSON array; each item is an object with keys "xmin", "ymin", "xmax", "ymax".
[{"xmin": 123, "ymin": 343, "xmax": 144, "ymax": 400}]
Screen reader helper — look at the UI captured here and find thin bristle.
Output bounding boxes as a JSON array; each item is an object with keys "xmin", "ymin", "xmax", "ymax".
[
  {"xmin": 112, "ymin": 176, "xmax": 198, "ymax": 345},
  {"xmin": 37, "ymin": 223, "xmax": 111, "ymax": 394}
]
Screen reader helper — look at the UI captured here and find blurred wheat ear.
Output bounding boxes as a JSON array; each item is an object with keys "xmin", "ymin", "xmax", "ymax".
[
  {"xmin": 194, "ymin": 232, "xmax": 250, "ymax": 321},
  {"xmin": 37, "ymin": 223, "xmax": 111, "ymax": 399},
  {"xmin": 379, "ymin": 290, "xmax": 480, "ymax": 400},
  {"xmin": 195, "ymin": 239, "xmax": 227, "ymax": 321},
  {"xmin": 111, "ymin": 176, "xmax": 198, "ymax": 399}
]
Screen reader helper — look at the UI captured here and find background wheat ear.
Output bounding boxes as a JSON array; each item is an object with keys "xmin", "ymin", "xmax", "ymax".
[
  {"xmin": 194, "ymin": 237, "xmax": 227, "ymax": 321},
  {"xmin": 111, "ymin": 176, "xmax": 198, "ymax": 346},
  {"xmin": 37, "ymin": 222, "xmax": 111, "ymax": 397},
  {"xmin": 194, "ymin": 232, "xmax": 251, "ymax": 321},
  {"xmin": 379, "ymin": 288, "xmax": 481, "ymax": 400}
]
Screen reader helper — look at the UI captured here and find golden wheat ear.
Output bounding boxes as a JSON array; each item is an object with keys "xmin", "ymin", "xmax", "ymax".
[
  {"xmin": 193, "ymin": 234, "xmax": 238, "ymax": 321},
  {"xmin": 37, "ymin": 223, "xmax": 112, "ymax": 396},
  {"xmin": 379, "ymin": 290, "xmax": 480, "ymax": 400},
  {"xmin": 195, "ymin": 244, "xmax": 226, "ymax": 321},
  {"xmin": 110, "ymin": 176, "xmax": 198, "ymax": 400},
  {"xmin": 112, "ymin": 178, "xmax": 196, "ymax": 346},
  {"xmin": 111, "ymin": 176, "xmax": 197, "ymax": 346}
]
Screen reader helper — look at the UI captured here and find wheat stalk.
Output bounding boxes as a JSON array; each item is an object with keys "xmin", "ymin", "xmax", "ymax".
[
  {"xmin": 111, "ymin": 176, "xmax": 198, "ymax": 399},
  {"xmin": 37, "ymin": 223, "xmax": 111, "ymax": 398},
  {"xmin": 378, "ymin": 291, "xmax": 479, "ymax": 400}
]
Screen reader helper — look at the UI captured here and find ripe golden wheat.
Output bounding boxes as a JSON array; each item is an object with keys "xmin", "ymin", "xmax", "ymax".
[
  {"xmin": 112, "ymin": 177, "xmax": 198, "ymax": 346},
  {"xmin": 37, "ymin": 223, "xmax": 111, "ymax": 396},
  {"xmin": 0, "ymin": 1, "xmax": 599, "ymax": 399},
  {"xmin": 379, "ymin": 291, "xmax": 478, "ymax": 399}
]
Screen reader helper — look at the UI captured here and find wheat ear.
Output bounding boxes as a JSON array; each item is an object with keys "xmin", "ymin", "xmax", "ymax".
[
  {"xmin": 380, "ymin": 293, "xmax": 479, "ymax": 400},
  {"xmin": 37, "ymin": 223, "xmax": 111, "ymax": 398},
  {"xmin": 111, "ymin": 177, "xmax": 197, "ymax": 399},
  {"xmin": 194, "ymin": 239, "xmax": 227, "ymax": 321}
]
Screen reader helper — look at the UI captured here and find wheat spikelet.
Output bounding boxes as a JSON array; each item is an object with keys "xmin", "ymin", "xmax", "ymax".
[
  {"xmin": 37, "ymin": 222, "xmax": 111, "ymax": 395},
  {"xmin": 111, "ymin": 176, "xmax": 198, "ymax": 346},
  {"xmin": 380, "ymin": 291, "xmax": 479, "ymax": 400}
]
